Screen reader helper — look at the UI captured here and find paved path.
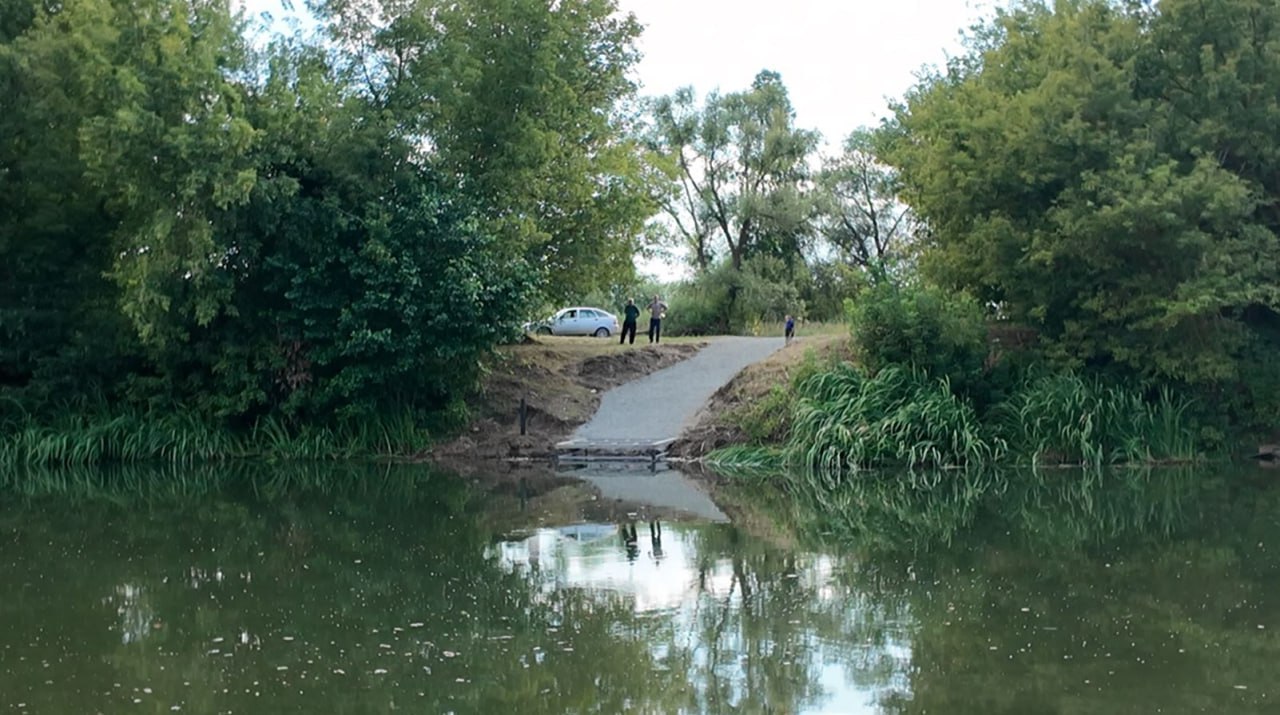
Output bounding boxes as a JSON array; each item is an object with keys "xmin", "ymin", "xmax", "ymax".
[{"xmin": 571, "ymin": 337, "xmax": 785, "ymax": 444}]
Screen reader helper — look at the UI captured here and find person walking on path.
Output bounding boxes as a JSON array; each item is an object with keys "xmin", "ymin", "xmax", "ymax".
[
  {"xmin": 620, "ymin": 298, "xmax": 640, "ymax": 345},
  {"xmin": 784, "ymin": 314, "xmax": 795, "ymax": 345},
  {"xmin": 647, "ymin": 295, "xmax": 668, "ymax": 344}
]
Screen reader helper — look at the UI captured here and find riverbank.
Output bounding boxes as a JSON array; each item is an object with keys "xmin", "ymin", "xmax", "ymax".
[
  {"xmin": 671, "ymin": 334, "xmax": 853, "ymax": 460},
  {"xmin": 429, "ymin": 336, "xmax": 705, "ymax": 473}
]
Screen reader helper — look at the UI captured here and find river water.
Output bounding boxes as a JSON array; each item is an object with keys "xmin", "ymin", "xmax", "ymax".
[{"xmin": 1, "ymin": 461, "xmax": 1276, "ymax": 713}]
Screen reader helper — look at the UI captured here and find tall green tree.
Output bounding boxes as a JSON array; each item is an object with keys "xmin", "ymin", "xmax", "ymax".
[
  {"xmin": 2, "ymin": 0, "xmax": 536, "ymax": 429},
  {"xmin": 815, "ymin": 129, "xmax": 917, "ymax": 271},
  {"xmin": 0, "ymin": 0, "xmax": 158, "ymax": 400},
  {"xmin": 79, "ymin": 0, "xmax": 259, "ymax": 348},
  {"xmin": 646, "ymin": 71, "xmax": 821, "ymax": 273},
  {"xmin": 147, "ymin": 36, "xmax": 536, "ymax": 421},
  {"xmin": 313, "ymin": 0, "xmax": 653, "ymax": 301},
  {"xmin": 879, "ymin": 0, "xmax": 1280, "ymax": 431}
]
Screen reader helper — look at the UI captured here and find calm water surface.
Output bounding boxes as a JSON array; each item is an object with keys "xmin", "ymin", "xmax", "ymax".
[{"xmin": 1, "ymin": 462, "xmax": 1277, "ymax": 713}]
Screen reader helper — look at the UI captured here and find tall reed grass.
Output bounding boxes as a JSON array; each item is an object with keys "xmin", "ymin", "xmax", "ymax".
[
  {"xmin": 0, "ymin": 409, "xmax": 436, "ymax": 468},
  {"xmin": 2, "ymin": 460, "xmax": 454, "ymax": 507},
  {"xmin": 714, "ymin": 363, "xmax": 1201, "ymax": 477},
  {"xmin": 783, "ymin": 365, "xmax": 1005, "ymax": 471},
  {"xmin": 0, "ymin": 412, "xmax": 245, "ymax": 467},
  {"xmin": 997, "ymin": 374, "xmax": 1197, "ymax": 466}
]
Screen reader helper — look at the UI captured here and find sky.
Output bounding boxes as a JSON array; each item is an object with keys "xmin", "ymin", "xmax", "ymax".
[{"xmin": 614, "ymin": 0, "xmax": 991, "ymax": 148}]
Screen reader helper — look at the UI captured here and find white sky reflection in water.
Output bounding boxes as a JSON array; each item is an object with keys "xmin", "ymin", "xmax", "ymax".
[{"xmin": 493, "ymin": 524, "xmax": 913, "ymax": 712}]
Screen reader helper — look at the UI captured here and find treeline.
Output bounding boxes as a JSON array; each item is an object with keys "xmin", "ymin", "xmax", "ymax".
[
  {"xmin": 880, "ymin": 0, "xmax": 1280, "ymax": 442},
  {"xmin": 653, "ymin": 0, "xmax": 1279, "ymax": 448},
  {"xmin": 1, "ymin": 0, "xmax": 653, "ymax": 459},
  {"xmin": 5, "ymin": 0, "xmax": 1278, "ymax": 467}
]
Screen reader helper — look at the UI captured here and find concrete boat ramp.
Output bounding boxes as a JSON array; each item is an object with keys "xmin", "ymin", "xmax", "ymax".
[{"xmin": 555, "ymin": 336, "xmax": 785, "ymax": 464}]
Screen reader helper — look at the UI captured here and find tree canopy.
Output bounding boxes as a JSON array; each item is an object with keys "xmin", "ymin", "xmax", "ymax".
[
  {"xmin": 879, "ymin": 0, "xmax": 1280, "ymax": 431},
  {"xmin": 314, "ymin": 0, "xmax": 653, "ymax": 301},
  {"xmin": 0, "ymin": 0, "xmax": 646, "ymax": 430},
  {"xmin": 645, "ymin": 71, "xmax": 821, "ymax": 274}
]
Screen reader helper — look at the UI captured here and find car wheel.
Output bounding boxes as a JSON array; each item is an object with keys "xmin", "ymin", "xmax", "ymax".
[
  {"xmin": 594, "ymin": 327, "xmax": 610, "ymax": 338},
  {"xmin": 537, "ymin": 326, "xmax": 552, "ymax": 336}
]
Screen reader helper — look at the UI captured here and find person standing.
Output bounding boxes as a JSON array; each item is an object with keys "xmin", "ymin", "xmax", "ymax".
[
  {"xmin": 647, "ymin": 294, "xmax": 668, "ymax": 344},
  {"xmin": 620, "ymin": 298, "xmax": 640, "ymax": 345},
  {"xmin": 784, "ymin": 314, "xmax": 795, "ymax": 345}
]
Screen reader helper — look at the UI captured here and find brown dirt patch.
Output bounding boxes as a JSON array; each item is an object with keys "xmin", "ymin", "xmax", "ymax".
[
  {"xmin": 431, "ymin": 336, "xmax": 704, "ymax": 471},
  {"xmin": 671, "ymin": 334, "xmax": 853, "ymax": 460}
]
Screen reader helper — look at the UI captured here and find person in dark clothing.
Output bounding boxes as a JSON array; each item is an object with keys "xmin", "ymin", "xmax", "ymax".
[
  {"xmin": 784, "ymin": 314, "xmax": 795, "ymax": 345},
  {"xmin": 647, "ymin": 295, "xmax": 668, "ymax": 343},
  {"xmin": 620, "ymin": 298, "xmax": 640, "ymax": 344}
]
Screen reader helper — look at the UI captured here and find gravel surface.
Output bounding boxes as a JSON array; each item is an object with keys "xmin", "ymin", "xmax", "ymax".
[{"xmin": 571, "ymin": 337, "xmax": 785, "ymax": 443}]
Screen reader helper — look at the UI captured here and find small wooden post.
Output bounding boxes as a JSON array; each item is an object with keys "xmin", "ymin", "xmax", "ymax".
[{"xmin": 519, "ymin": 397, "xmax": 528, "ymax": 435}]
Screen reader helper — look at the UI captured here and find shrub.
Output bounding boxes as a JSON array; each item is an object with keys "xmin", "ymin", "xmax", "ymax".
[
  {"xmin": 845, "ymin": 278, "xmax": 988, "ymax": 396},
  {"xmin": 665, "ymin": 257, "xmax": 805, "ymax": 336}
]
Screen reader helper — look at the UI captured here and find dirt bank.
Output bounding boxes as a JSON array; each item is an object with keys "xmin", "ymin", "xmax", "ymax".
[{"xmin": 431, "ymin": 336, "xmax": 704, "ymax": 472}]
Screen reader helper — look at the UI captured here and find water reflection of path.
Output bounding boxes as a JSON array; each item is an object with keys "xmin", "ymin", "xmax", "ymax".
[{"xmin": 568, "ymin": 464, "xmax": 730, "ymax": 522}]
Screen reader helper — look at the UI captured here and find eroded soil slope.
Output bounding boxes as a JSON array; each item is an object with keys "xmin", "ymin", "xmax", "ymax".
[{"xmin": 432, "ymin": 337, "xmax": 703, "ymax": 467}]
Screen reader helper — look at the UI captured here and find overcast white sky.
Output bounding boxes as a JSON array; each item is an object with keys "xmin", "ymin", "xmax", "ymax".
[{"xmin": 615, "ymin": 0, "xmax": 990, "ymax": 147}]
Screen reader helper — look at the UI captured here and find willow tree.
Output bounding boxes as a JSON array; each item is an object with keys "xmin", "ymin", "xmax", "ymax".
[
  {"xmin": 815, "ymin": 129, "xmax": 918, "ymax": 271},
  {"xmin": 646, "ymin": 71, "xmax": 821, "ymax": 274}
]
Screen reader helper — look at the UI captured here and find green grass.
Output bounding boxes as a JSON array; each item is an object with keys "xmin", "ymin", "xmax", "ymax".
[
  {"xmin": 0, "ymin": 409, "xmax": 438, "ymax": 468},
  {"xmin": 783, "ymin": 365, "xmax": 1005, "ymax": 471},
  {"xmin": 0, "ymin": 460, "xmax": 457, "ymax": 507},
  {"xmin": 713, "ymin": 360, "xmax": 1202, "ymax": 474},
  {"xmin": 0, "ymin": 412, "xmax": 244, "ymax": 467},
  {"xmin": 997, "ymin": 374, "xmax": 1197, "ymax": 466},
  {"xmin": 704, "ymin": 444, "xmax": 786, "ymax": 475}
]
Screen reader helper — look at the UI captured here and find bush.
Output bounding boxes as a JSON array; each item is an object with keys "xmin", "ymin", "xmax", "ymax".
[
  {"xmin": 665, "ymin": 257, "xmax": 805, "ymax": 336},
  {"xmin": 845, "ymin": 278, "xmax": 988, "ymax": 396}
]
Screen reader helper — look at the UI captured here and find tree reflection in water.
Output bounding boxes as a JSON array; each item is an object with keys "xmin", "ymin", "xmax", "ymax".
[{"xmin": 1, "ymin": 461, "xmax": 1278, "ymax": 713}]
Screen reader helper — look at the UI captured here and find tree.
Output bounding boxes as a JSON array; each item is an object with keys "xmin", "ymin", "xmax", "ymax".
[
  {"xmin": 0, "ymin": 0, "xmax": 111, "ymax": 392},
  {"xmin": 1, "ymin": 0, "xmax": 536, "ymax": 429},
  {"xmin": 815, "ymin": 130, "xmax": 917, "ymax": 270},
  {"xmin": 155, "ymin": 37, "xmax": 536, "ymax": 421},
  {"xmin": 646, "ymin": 71, "xmax": 821, "ymax": 274},
  {"xmin": 879, "ymin": 0, "xmax": 1280, "ymax": 431},
  {"xmin": 313, "ymin": 0, "xmax": 654, "ymax": 302}
]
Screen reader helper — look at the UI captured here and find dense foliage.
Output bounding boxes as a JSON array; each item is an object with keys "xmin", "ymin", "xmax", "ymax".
[
  {"xmin": 711, "ymin": 362, "xmax": 1198, "ymax": 472},
  {"xmin": 712, "ymin": 276, "xmax": 1200, "ymax": 472},
  {"xmin": 845, "ymin": 277, "xmax": 989, "ymax": 399},
  {"xmin": 1, "ymin": 0, "xmax": 649, "ymax": 457},
  {"xmin": 879, "ymin": 0, "xmax": 1280, "ymax": 435}
]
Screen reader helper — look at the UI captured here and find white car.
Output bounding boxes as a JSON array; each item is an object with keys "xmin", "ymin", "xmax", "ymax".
[{"xmin": 529, "ymin": 307, "xmax": 620, "ymax": 337}]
